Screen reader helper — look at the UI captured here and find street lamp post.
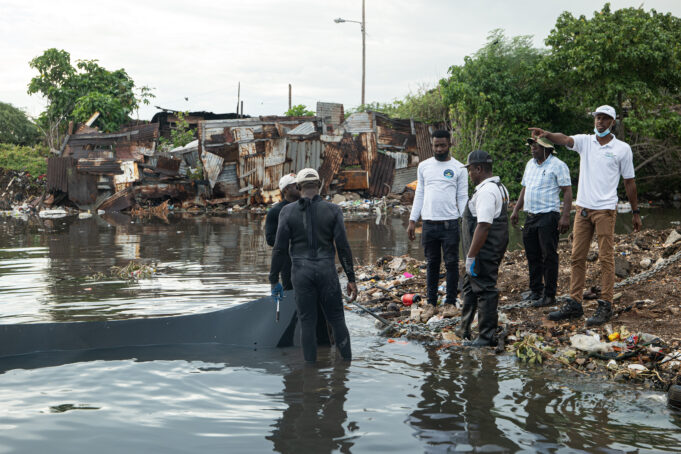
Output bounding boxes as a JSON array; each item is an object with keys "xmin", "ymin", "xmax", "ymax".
[{"xmin": 334, "ymin": 0, "xmax": 366, "ymax": 106}]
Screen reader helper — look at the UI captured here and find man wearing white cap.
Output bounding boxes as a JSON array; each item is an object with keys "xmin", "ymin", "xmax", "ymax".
[
  {"xmin": 529, "ymin": 105, "xmax": 642, "ymax": 326},
  {"xmin": 265, "ymin": 173, "xmax": 300, "ymax": 290},
  {"xmin": 269, "ymin": 168, "xmax": 357, "ymax": 362}
]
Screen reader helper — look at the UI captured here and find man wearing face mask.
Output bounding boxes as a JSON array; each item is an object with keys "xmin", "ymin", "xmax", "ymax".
[
  {"xmin": 407, "ymin": 130, "xmax": 468, "ymax": 320},
  {"xmin": 529, "ymin": 105, "xmax": 642, "ymax": 326},
  {"xmin": 510, "ymin": 137, "xmax": 573, "ymax": 308}
]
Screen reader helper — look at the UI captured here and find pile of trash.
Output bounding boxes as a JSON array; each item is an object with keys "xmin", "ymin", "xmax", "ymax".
[
  {"xmin": 346, "ymin": 227, "xmax": 681, "ymax": 390},
  {"xmin": 0, "ymin": 169, "xmax": 46, "ymax": 211}
]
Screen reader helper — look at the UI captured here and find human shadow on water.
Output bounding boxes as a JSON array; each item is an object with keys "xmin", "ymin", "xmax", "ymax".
[
  {"xmin": 407, "ymin": 349, "xmax": 519, "ymax": 452},
  {"xmin": 267, "ymin": 354, "xmax": 355, "ymax": 454}
]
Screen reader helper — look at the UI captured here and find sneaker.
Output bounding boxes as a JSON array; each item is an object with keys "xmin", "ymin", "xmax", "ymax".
[
  {"xmin": 548, "ymin": 298, "xmax": 584, "ymax": 321},
  {"xmin": 439, "ymin": 304, "xmax": 459, "ymax": 318},
  {"xmin": 531, "ymin": 296, "xmax": 556, "ymax": 308},
  {"xmin": 420, "ymin": 304, "xmax": 436, "ymax": 322},
  {"xmin": 521, "ymin": 290, "xmax": 542, "ymax": 302},
  {"xmin": 586, "ymin": 300, "xmax": 612, "ymax": 327}
]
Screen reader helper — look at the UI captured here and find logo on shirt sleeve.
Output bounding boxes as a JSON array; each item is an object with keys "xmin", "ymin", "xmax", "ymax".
[{"xmin": 443, "ymin": 169, "xmax": 454, "ymax": 179}]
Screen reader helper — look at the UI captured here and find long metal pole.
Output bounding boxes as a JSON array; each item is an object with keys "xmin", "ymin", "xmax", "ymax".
[{"xmin": 361, "ymin": 0, "xmax": 366, "ymax": 106}]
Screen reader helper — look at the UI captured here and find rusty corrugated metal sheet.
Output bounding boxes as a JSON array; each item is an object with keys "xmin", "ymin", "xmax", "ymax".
[
  {"xmin": 202, "ymin": 151, "xmax": 224, "ymax": 188},
  {"xmin": 286, "ymin": 122, "xmax": 317, "ymax": 137},
  {"xmin": 265, "ymin": 139, "xmax": 287, "ymax": 167},
  {"xmin": 239, "ymin": 153, "xmax": 264, "ymax": 193},
  {"xmin": 358, "ymin": 132, "xmax": 377, "ymax": 178},
  {"xmin": 47, "ymin": 157, "xmax": 71, "ymax": 192},
  {"xmin": 391, "ymin": 166, "xmax": 417, "ymax": 194},
  {"xmin": 342, "ymin": 112, "xmax": 374, "ymax": 133},
  {"xmin": 369, "ymin": 152, "xmax": 395, "ymax": 197},
  {"xmin": 340, "ymin": 134, "xmax": 359, "ymax": 166},
  {"xmin": 155, "ymin": 155, "xmax": 182, "ymax": 176},
  {"xmin": 67, "ymin": 168, "xmax": 98, "ymax": 208},
  {"xmin": 264, "ymin": 163, "xmax": 283, "ymax": 191},
  {"xmin": 76, "ymin": 159, "xmax": 124, "ymax": 174},
  {"xmin": 215, "ymin": 163, "xmax": 239, "ymax": 197},
  {"xmin": 285, "ymin": 140, "xmax": 322, "ymax": 175},
  {"xmin": 415, "ymin": 122, "xmax": 434, "ymax": 162},
  {"xmin": 318, "ymin": 142, "xmax": 343, "ymax": 194},
  {"xmin": 119, "ymin": 123, "xmax": 159, "ymax": 142}
]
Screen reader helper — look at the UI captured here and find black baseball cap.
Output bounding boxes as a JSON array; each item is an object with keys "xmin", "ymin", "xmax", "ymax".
[{"xmin": 464, "ymin": 150, "xmax": 493, "ymax": 167}]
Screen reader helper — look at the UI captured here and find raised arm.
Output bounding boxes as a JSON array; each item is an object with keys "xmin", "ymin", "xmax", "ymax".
[{"xmin": 528, "ymin": 127, "xmax": 574, "ymax": 148}]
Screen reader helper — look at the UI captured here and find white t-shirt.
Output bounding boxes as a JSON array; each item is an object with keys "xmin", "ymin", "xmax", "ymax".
[
  {"xmin": 468, "ymin": 176, "xmax": 509, "ymax": 224},
  {"xmin": 568, "ymin": 134, "xmax": 635, "ymax": 210},
  {"xmin": 409, "ymin": 157, "xmax": 468, "ymax": 221}
]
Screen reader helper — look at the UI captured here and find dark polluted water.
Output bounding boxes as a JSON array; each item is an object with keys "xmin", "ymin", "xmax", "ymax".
[{"xmin": 0, "ymin": 210, "xmax": 680, "ymax": 453}]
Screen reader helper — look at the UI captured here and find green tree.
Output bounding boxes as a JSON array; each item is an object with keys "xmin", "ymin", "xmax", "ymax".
[
  {"xmin": 440, "ymin": 30, "xmax": 581, "ymax": 197},
  {"xmin": 158, "ymin": 111, "xmax": 195, "ymax": 150},
  {"xmin": 0, "ymin": 102, "xmax": 41, "ymax": 146},
  {"xmin": 545, "ymin": 3, "xmax": 681, "ymax": 187},
  {"xmin": 284, "ymin": 104, "xmax": 315, "ymax": 116},
  {"xmin": 27, "ymin": 48, "xmax": 153, "ymax": 149}
]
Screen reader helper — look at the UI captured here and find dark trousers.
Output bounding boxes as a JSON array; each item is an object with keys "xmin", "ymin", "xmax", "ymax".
[
  {"xmin": 291, "ymin": 258, "xmax": 351, "ymax": 362},
  {"xmin": 522, "ymin": 212, "xmax": 560, "ymax": 298},
  {"xmin": 422, "ymin": 220, "xmax": 460, "ymax": 305}
]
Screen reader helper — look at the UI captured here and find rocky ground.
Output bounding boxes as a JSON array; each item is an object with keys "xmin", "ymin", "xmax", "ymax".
[{"xmin": 349, "ymin": 227, "xmax": 681, "ymax": 390}]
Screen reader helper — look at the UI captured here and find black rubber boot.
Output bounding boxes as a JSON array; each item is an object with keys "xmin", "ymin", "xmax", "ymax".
[
  {"xmin": 455, "ymin": 292, "xmax": 477, "ymax": 340},
  {"xmin": 531, "ymin": 295, "xmax": 556, "ymax": 308},
  {"xmin": 464, "ymin": 294, "xmax": 498, "ymax": 347},
  {"xmin": 585, "ymin": 300, "xmax": 612, "ymax": 327},
  {"xmin": 548, "ymin": 297, "xmax": 584, "ymax": 321}
]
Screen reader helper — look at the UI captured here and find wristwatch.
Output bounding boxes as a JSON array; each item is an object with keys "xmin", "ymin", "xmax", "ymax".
[{"xmin": 632, "ymin": 209, "xmax": 640, "ymax": 214}]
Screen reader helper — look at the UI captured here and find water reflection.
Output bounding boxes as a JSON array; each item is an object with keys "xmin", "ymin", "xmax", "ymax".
[
  {"xmin": 409, "ymin": 350, "xmax": 518, "ymax": 452},
  {"xmin": 268, "ymin": 359, "xmax": 354, "ymax": 454}
]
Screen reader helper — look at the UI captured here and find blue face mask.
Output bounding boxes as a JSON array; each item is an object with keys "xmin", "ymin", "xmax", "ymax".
[{"xmin": 594, "ymin": 127, "xmax": 610, "ymax": 138}]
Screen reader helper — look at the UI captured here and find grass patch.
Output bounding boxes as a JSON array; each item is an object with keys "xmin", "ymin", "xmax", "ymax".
[{"xmin": 0, "ymin": 143, "xmax": 49, "ymax": 176}]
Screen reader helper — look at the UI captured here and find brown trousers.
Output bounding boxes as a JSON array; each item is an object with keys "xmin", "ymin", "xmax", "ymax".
[{"xmin": 570, "ymin": 206, "xmax": 617, "ymax": 303}]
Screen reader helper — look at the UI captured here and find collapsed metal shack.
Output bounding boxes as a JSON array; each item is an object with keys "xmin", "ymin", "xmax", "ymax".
[
  {"xmin": 340, "ymin": 111, "xmax": 436, "ymax": 196},
  {"xmin": 47, "ymin": 123, "xmax": 203, "ymax": 211}
]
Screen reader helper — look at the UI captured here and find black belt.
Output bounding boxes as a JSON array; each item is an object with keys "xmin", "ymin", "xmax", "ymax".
[
  {"xmin": 526, "ymin": 212, "xmax": 557, "ymax": 218},
  {"xmin": 424, "ymin": 219, "xmax": 458, "ymax": 225}
]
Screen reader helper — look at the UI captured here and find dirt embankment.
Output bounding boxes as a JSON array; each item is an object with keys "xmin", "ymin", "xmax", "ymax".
[{"xmin": 350, "ymin": 227, "xmax": 681, "ymax": 389}]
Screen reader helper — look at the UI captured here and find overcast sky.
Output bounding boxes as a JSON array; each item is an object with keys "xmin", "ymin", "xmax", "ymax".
[{"xmin": 2, "ymin": 0, "xmax": 680, "ymax": 121}]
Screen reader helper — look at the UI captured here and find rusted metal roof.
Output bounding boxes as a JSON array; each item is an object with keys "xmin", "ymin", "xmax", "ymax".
[
  {"xmin": 47, "ymin": 157, "xmax": 71, "ymax": 193},
  {"xmin": 286, "ymin": 121, "xmax": 317, "ymax": 137},
  {"xmin": 76, "ymin": 159, "xmax": 124, "ymax": 175},
  {"xmin": 342, "ymin": 112, "xmax": 374, "ymax": 133},
  {"xmin": 340, "ymin": 134, "xmax": 359, "ymax": 166},
  {"xmin": 369, "ymin": 152, "xmax": 395, "ymax": 197},
  {"xmin": 239, "ymin": 153, "xmax": 264, "ymax": 193},
  {"xmin": 415, "ymin": 122, "xmax": 434, "ymax": 162},
  {"xmin": 119, "ymin": 123, "xmax": 159, "ymax": 142},
  {"xmin": 155, "ymin": 155, "xmax": 182, "ymax": 176},
  {"xmin": 215, "ymin": 163, "xmax": 239, "ymax": 197}
]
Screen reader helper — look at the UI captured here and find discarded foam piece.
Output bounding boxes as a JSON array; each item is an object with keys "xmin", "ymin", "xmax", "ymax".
[{"xmin": 570, "ymin": 333, "xmax": 614, "ymax": 353}]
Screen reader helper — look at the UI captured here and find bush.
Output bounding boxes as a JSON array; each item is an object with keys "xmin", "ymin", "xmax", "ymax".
[{"xmin": 0, "ymin": 143, "xmax": 49, "ymax": 177}]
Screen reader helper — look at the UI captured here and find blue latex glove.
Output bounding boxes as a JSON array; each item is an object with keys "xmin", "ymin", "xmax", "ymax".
[
  {"xmin": 271, "ymin": 282, "xmax": 284, "ymax": 299},
  {"xmin": 465, "ymin": 257, "xmax": 477, "ymax": 277}
]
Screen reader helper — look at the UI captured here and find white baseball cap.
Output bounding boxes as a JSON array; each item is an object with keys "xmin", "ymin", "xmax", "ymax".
[
  {"xmin": 591, "ymin": 105, "xmax": 616, "ymax": 120},
  {"xmin": 278, "ymin": 173, "xmax": 297, "ymax": 191},
  {"xmin": 296, "ymin": 168, "xmax": 320, "ymax": 184}
]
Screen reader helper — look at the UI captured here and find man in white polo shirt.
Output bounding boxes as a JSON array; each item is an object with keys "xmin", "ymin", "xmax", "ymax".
[
  {"xmin": 407, "ymin": 130, "xmax": 468, "ymax": 319},
  {"xmin": 456, "ymin": 150, "xmax": 509, "ymax": 347},
  {"xmin": 529, "ymin": 105, "xmax": 642, "ymax": 326}
]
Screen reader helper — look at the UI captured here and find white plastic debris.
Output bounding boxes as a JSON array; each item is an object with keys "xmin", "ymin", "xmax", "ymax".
[
  {"xmin": 664, "ymin": 230, "xmax": 681, "ymax": 247},
  {"xmin": 570, "ymin": 333, "xmax": 614, "ymax": 353},
  {"xmin": 607, "ymin": 359, "xmax": 618, "ymax": 370},
  {"xmin": 78, "ymin": 212, "xmax": 92, "ymax": 219},
  {"xmin": 426, "ymin": 315, "xmax": 444, "ymax": 325},
  {"xmin": 627, "ymin": 364, "xmax": 648, "ymax": 372},
  {"xmin": 39, "ymin": 209, "xmax": 68, "ymax": 219}
]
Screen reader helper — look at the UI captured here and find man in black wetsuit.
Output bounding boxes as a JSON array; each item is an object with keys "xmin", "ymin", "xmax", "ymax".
[
  {"xmin": 270, "ymin": 168, "xmax": 358, "ymax": 362},
  {"xmin": 265, "ymin": 173, "xmax": 299, "ymax": 290}
]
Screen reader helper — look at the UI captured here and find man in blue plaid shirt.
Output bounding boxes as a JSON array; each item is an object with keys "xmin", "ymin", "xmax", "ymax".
[{"xmin": 511, "ymin": 137, "xmax": 573, "ymax": 308}]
